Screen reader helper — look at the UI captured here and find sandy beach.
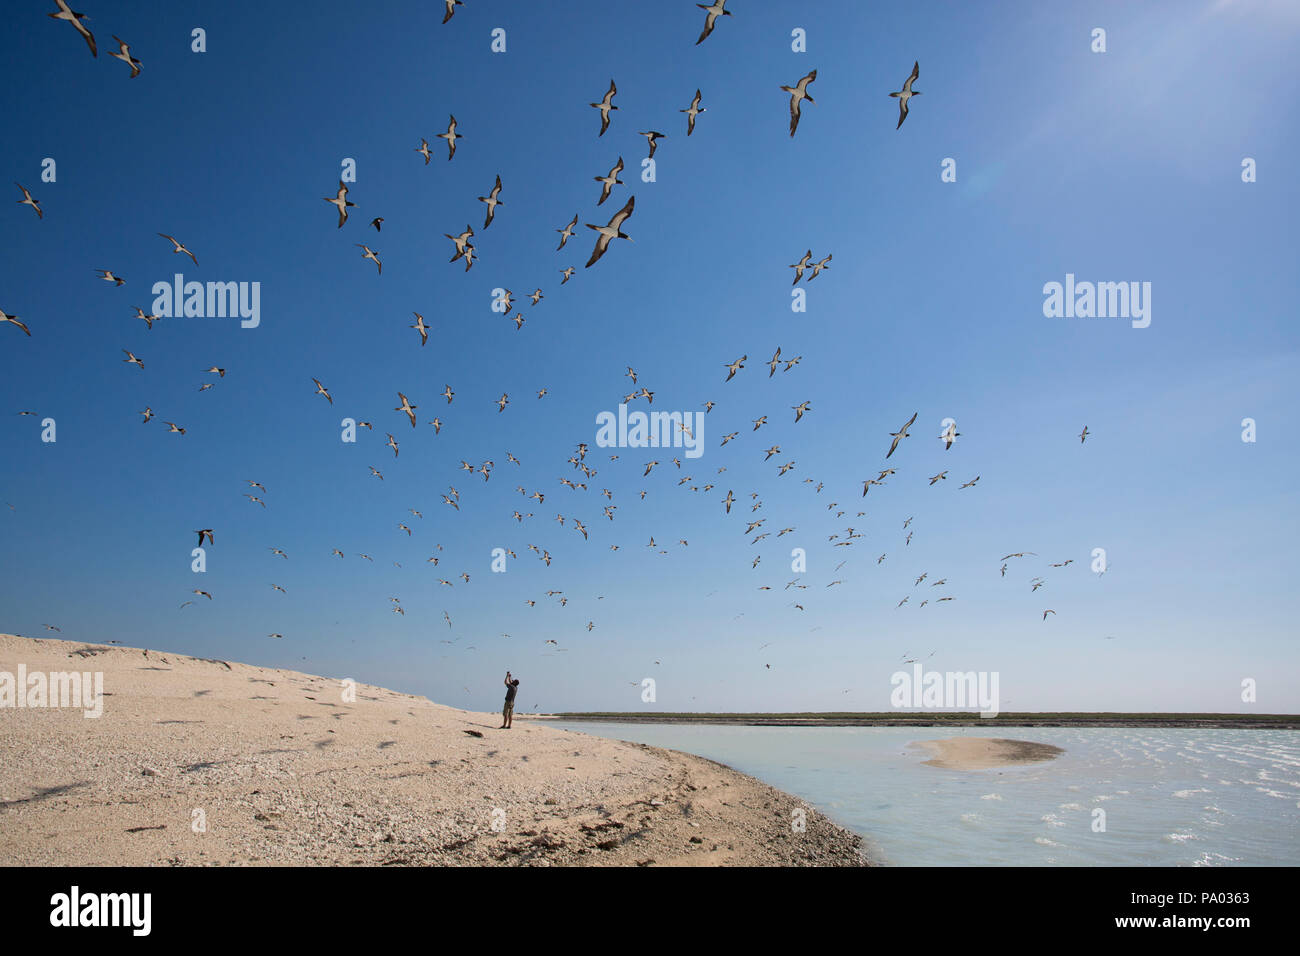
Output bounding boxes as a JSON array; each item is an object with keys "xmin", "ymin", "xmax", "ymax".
[
  {"xmin": 912, "ymin": 737, "xmax": 1065, "ymax": 770},
  {"xmin": 0, "ymin": 635, "xmax": 866, "ymax": 866}
]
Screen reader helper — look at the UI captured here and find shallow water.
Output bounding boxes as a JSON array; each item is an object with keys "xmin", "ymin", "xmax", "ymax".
[{"xmin": 554, "ymin": 723, "xmax": 1300, "ymax": 866}]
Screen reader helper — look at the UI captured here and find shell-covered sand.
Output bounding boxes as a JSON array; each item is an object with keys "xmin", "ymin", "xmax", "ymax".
[{"xmin": 0, "ymin": 635, "xmax": 866, "ymax": 866}]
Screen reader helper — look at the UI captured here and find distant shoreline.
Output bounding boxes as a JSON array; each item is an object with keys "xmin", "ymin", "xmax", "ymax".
[{"xmin": 539, "ymin": 712, "xmax": 1300, "ymax": 729}]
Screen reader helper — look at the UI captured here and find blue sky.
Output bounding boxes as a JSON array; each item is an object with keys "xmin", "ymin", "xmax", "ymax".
[{"xmin": 2, "ymin": 0, "xmax": 1298, "ymax": 715}]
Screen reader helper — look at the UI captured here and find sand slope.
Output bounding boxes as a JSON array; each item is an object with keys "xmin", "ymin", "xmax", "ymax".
[{"xmin": 0, "ymin": 635, "xmax": 865, "ymax": 866}]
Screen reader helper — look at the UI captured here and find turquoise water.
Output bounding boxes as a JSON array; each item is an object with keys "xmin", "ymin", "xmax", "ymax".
[{"xmin": 554, "ymin": 723, "xmax": 1300, "ymax": 866}]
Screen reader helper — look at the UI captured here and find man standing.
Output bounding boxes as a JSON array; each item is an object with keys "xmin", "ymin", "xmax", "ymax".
[{"xmin": 501, "ymin": 670, "xmax": 520, "ymax": 729}]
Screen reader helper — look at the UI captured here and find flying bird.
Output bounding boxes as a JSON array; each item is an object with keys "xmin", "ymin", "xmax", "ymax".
[
  {"xmin": 312, "ymin": 378, "xmax": 332, "ymax": 404},
  {"xmin": 478, "ymin": 175, "xmax": 504, "ymax": 228},
  {"xmin": 437, "ymin": 115, "xmax": 462, "ymax": 158},
  {"xmin": 442, "ymin": 0, "xmax": 463, "ymax": 24},
  {"xmin": 886, "ymin": 412, "xmax": 918, "ymax": 459},
  {"xmin": 0, "ymin": 309, "xmax": 30, "ymax": 336},
  {"xmin": 590, "ymin": 79, "xmax": 618, "ymax": 136},
  {"xmin": 556, "ymin": 213, "xmax": 578, "ymax": 249},
  {"xmin": 395, "ymin": 392, "xmax": 418, "ymax": 427},
  {"xmin": 639, "ymin": 130, "xmax": 667, "ymax": 157},
  {"xmin": 695, "ymin": 1, "xmax": 733, "ymax": 44},
  {"xmin": 15, "ymin": 184, "xmax": 42, "ymax": 219},
  {"xmin": 410, "ymin": 312, "xmax": 429, "ymax": 346},
  {"xmin": 95, "ymin": 269, "xmax": 125, "ymax": 286},
  {"xmin": 356, "ymin": 244, "xmax": 382, "ymax": 274},
  {"xmin": 109, "ymin": 35, "xmax": 141, "ymax": 77},
  {"xmin": 889, "ymin": 61, "xmax": 922, "ymax": 129},
  {"xmin": 681, "ymin": 89, "xmax": 706, "ymax": 135},
  {"xmin": 49, "ymin": 0, "xmax": 96, "ymax": 57},
  {"xmin": 158, "ymin": 233, "xmax": 198, "ymax": 266},
  {"xmin": 323, "ymin": 181, "xmax": 354, "ymax": 228},
  {"xmin": 584, "ymin": 195, "xmax": 635, "ymax": 268},
  {"xmin": 594, "ymin": 157, "xmax": 624, "ymax": 205},
  {"xmin": 789, "ymin": 250, "xmax": 812, "ymax": 284},
  {"xmin": 780, "ymin": 69, "xmax": 817, "ymax": 136}
]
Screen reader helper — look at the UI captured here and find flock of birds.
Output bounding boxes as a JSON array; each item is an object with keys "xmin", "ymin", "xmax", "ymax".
[{"xmin": 11, "ymin": 2, "xmax": 1104, "ymax": 702}]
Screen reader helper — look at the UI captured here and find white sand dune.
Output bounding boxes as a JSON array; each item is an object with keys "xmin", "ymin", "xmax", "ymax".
[{"xmin": 0, "ymin": 635, "xmax": 866, "ymax": 866}]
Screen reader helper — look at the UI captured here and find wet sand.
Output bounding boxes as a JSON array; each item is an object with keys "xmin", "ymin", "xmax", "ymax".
[{"xmin": 913, "ymin": 737, "xmax": 1065, "ymax": 770}]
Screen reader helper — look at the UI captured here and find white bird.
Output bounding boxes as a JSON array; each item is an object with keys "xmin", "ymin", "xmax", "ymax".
[
  {"xmin": 48, "ymin": 0, "xmax": 96, "ymax": 57},
  {"xmin": 789, "ymin": 250, "xmax": 812, "ymax": 284},
  {"xmin": 15, "ymin": 183, "xmax": 42, "ymax": 219},
  {"xmin": 357, "ymin": 244, "xmax": 382, "ymax": 274},
  {"xmin": 590, "ymin": 79, "xmax": 618, "ymax": 136},
  {"xmin": 323, "ymin": 181, "xmax": 354, "ymax": 228},
  {"xmin": 411, "ymin": 312, "xmax": 430, "ymax": 346},
  {"xmin": 158, "ymin": 233, "xmax": 198, "ymax": 265},
  {"xmin": 889, "ymin": 61, "xmax": 922, "ymax": 129},
  {"xmin": 478, "ymin": 174, "xmax": 503, "ymax": 228},
  {"xmin": 681, "ymin": 89, "xmax": 706, "ymax": 135},
  {"xmin": 1, "ymin": 309, "xmax": 30, "ymax": 335},
  {"xmin": 594, "ymin": 157, "xmax": 624, "ymax": 205},
  {"xmin": 109, "ymin": 35, "xmax": 141, "ymax": 77},
  {"xmin": 886, "ymin": 412, "xmax": 918, "ymax": 459},
  {"xmin": 585, "ymin": 195, "xmax": 635, "ymax": 268},
  {"xmin": 556, "ymin": 213, "xmax": 578, "ymax": 249},
  {"xmin": 395, "ymin": 391, "xmax": 418, "ymax": 428},
  {"xmin": 780, "ymin": 69, "xmax": 817, "ymax": 137},
  {"xmin": 695, "ymin": 1, "xmax": 733, "ymax": 45},
  {"xmin": 437, "ymin": 114, "xmax": 462, "ymax": 158}
]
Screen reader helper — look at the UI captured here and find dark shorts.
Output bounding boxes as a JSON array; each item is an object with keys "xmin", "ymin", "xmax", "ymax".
[{"xmin": 503, "ymin": 700, "xmax": 514, "ymax": 718}]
